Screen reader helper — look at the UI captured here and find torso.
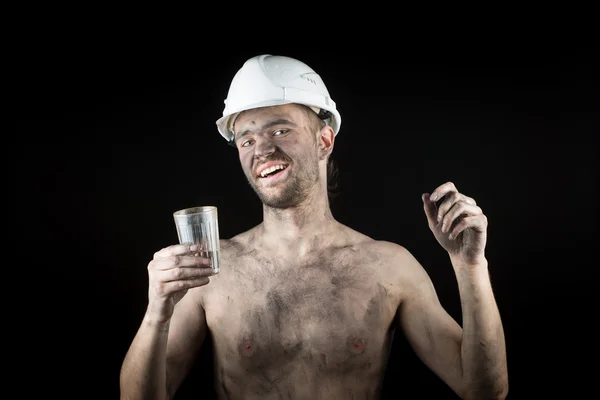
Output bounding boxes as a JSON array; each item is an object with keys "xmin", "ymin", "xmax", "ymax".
[{"xmin": 196, "ymin": 225, "xmax": 406, "ymax": 399}]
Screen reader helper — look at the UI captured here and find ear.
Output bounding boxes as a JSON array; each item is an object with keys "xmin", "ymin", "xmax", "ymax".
[{"xmin": 318, "ymin": 125, "xmax": 335, "ymax": 160}]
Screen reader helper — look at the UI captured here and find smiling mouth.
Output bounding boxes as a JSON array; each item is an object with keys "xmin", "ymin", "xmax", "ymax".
[{"xmin": 257, "ymin": 164, "xmax": 289, "ymax": 179}]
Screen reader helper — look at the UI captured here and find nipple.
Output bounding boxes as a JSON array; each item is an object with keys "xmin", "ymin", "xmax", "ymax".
[
  {"xmin": 347, "ymin": 336, "xmax": 366, "ymax": 354},
  {"xmin": 238, "ymin": 336, "xmax": 255, "ymax": 357}
]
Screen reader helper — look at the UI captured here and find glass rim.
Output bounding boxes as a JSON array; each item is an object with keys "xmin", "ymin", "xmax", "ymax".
[{"xmin": 173, "ymin": 206, "xmax": 217, "ymax": 216}]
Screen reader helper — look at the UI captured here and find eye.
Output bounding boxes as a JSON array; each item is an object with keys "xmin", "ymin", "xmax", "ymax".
[
  {"xmin": 241, "ymin": 139, "xmax": 254, "ymax": 148},
  {"xmin": 273, "ymin": 129, "xmax": 289, "ymax": 136}
]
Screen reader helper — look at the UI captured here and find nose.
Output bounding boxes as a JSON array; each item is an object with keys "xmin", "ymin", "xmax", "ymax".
[{"xmin": 253, "ymin": 135, "xmax": 276, "ymax": 159}]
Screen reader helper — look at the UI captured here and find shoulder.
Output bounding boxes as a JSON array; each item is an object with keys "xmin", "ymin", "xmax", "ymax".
[
  {"xmin": 219, "ymin": 225, "xmax": 259, "ymax": 256},
  {"xmin": 354, "ymin": 238, "xmax": 431, "ymax": 284},
  {"xmin": 335, "ymin": 224, "xmax": 415, "ymax": 265},
  {"xmin": 344, "ymin": 229, "xmax": 412, "ymax": 261},
  {"xmin": 363, "ymin": 239, "xmax": 410, "ymax": 257}
]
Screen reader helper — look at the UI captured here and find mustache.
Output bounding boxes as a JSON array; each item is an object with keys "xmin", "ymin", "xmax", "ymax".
[{"xmin": 253, "ymin": 150, "xmax": 292, "ymax": 170}]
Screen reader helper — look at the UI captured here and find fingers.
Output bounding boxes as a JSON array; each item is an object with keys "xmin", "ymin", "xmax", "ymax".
[
  {"xmin": 147, "ymin": 244, "xmax": 215, "ymax": 298},
  {"xmin": 424, "ymin": 182, "xmax": 486, "ymax": 237},
  {"xmin": 154, "ymin": 243, "xmax": 201, "ymax": 259},
  {"xmin": 163, "ymin": 264, "xmax": 215, "ymax": 281},
  {"xmin": 440, "ymin": 200, "xmax": 481, "ymax": 232},
  {"xmin": 429, "ymin": 181, "xmax": 476, "ymax": 206},
  {"xmin": 440, "ymin": 202, "xmax": 485, "ymax": 237},
  {"xmin": 149, "ymin": 250, "xmax": 213, "ymax": 282},
  {"xmin": 148, "ymin": 260, "xmax": 213, "ymax": 299},
  {"xmin": 422, "ymin": 193, "xmax": 439, "ymax": 229},
  {"xmin": 152, "ymin": 253, "xmax": 211, "ymax": 271},
  {"xmin": 430, "ymin": 183, "xmax": 476, "ymax": 220},
  {"xmin": 154, "ymin": 276, "xmax": 212, "ymax": 296},
  {"xmin": 448, "ymin": 214, "xmax": 487, "ymax": 240},
  {"xmin": 429, "ymin": 181, "xmax": 457, "ymax": 204}
]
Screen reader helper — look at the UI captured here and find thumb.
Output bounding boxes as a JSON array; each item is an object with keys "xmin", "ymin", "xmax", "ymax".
[{"xmin": 422, "ymin": 193, "xmax": 438, "ymax": 229}]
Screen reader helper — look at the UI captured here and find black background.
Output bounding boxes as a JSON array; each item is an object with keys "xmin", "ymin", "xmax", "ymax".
[{"xmin": 12, "ymin": 22, "xmax": 597, "ymax": 400}]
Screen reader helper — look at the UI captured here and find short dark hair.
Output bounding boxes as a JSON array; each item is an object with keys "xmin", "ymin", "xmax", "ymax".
[
  {"xmin": 327, "ymin": 157, "xmax": 340, "ymax": 202},
  {"xmin": 300, "ymin": 105, "xmax": 340, "ymax": 203}
]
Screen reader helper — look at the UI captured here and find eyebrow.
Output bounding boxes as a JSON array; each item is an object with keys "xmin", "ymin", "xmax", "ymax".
[{"xmin": 235, "ymin": 118, "xmax": 297, "ymax": 141}]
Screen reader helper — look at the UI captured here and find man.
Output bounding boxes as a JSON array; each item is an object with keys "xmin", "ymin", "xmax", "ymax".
[{"xmin": 120, "ymin": 54, "xmax": 508, "ymax": 399}]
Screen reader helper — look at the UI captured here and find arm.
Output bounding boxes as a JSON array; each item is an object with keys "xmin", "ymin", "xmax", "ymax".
[
  {"xmin": 397, "ymin": 182, "xmax": 508, "ymax": 400},
  {"xmin": 120, "ymin": 244, "xmax": 214, "ymax": 400},
  {"xmin": 398, "ymin": 253, "xmax": 507, "ymax": 400},
  {"xmin": 453, "ymin": 257, "xmax": 507, "ymax": 399}
]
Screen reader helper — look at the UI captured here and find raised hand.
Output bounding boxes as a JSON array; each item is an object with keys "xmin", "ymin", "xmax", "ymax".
[{"xmin": 422, "ymin": 181, "xmax": 488, "ymax": 266}]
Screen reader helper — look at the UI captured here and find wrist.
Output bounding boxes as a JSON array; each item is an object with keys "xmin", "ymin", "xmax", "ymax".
[
  {"xmin": 449, "ymin": 254, "xmax": 488, "ymax": 269},
  {"xmin": 450, "ymin": 255, "xmax": 489, "ymax": 280},
  {"xmin": 144, "ymin": 306, "xmax": 172, "ymax": 331},
  {"xmin": 452, "ymin": 258, "xmax": 494, "ymax": 295}
]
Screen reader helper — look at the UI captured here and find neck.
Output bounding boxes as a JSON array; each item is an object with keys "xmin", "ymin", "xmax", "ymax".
[{"xmin": 259, "ymin": 187, "xmax": 337, "ymax": 257}]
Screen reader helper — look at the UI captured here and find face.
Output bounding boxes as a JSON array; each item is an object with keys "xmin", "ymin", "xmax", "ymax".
[{"xmin": 233, "ymin": 104, "xmax": 326, "ymax": 208}]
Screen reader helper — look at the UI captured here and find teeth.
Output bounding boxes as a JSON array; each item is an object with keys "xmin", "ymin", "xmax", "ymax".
[{"xmin": 260, "ymin": 164, "xmax": 286, "ymax": 177}]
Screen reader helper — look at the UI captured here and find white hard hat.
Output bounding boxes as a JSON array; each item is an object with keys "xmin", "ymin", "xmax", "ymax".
[{"xmin": 216, "ymin": 54, "xmax": 341, "ymax": 143}]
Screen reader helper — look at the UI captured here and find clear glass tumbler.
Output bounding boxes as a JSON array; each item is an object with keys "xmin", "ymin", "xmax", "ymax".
[{"xmin": 173, "ymin": 206, "xmax": 220, "ymax": 274}]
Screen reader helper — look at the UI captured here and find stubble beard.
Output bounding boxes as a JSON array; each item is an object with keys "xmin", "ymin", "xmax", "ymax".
[{"xmin": 246, "ymin": 156, "xmax": 320, "ymax": 209}]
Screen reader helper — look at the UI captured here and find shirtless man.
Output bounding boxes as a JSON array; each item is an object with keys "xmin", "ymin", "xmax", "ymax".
[{"xmin": 120, "ymin": 54, "xmax": 508, "ymax": 399}]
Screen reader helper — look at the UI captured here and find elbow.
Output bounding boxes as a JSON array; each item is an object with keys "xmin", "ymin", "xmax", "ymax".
[
  {"xmin": 495, "ymin": 381, "xmax": 509, "ymax": 400},
  {"xmin": 463, "ymin": 392, "xmax": 507, "ymax": 400},
  {"xmin": 464, "ymin": 385, "xmax": 509, "ymax": 400},
  {"xmin": 483, "ymin": 386, "xmax": 508, "ymax": 400},
  {"xmin": 461, "ymin": 378, "xmax": 509, "ymax": 400},
  {"xmin": 492, "ymin": 373, "xmax": 510, "ymax": 400}
]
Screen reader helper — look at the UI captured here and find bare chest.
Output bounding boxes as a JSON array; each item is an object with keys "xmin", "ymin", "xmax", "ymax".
[{"xmin": 203, "ymin": 249, "xmax": 399, "ymax": 376}]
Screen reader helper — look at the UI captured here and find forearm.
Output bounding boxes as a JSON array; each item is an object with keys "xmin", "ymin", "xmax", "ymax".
[
  {"xmin": 453, "ymin": 258, "xmax": 508, "ymax": 399},
  {"xmin": 120, "ymin": 311, "xmax": 170, "ymax": 400}
]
